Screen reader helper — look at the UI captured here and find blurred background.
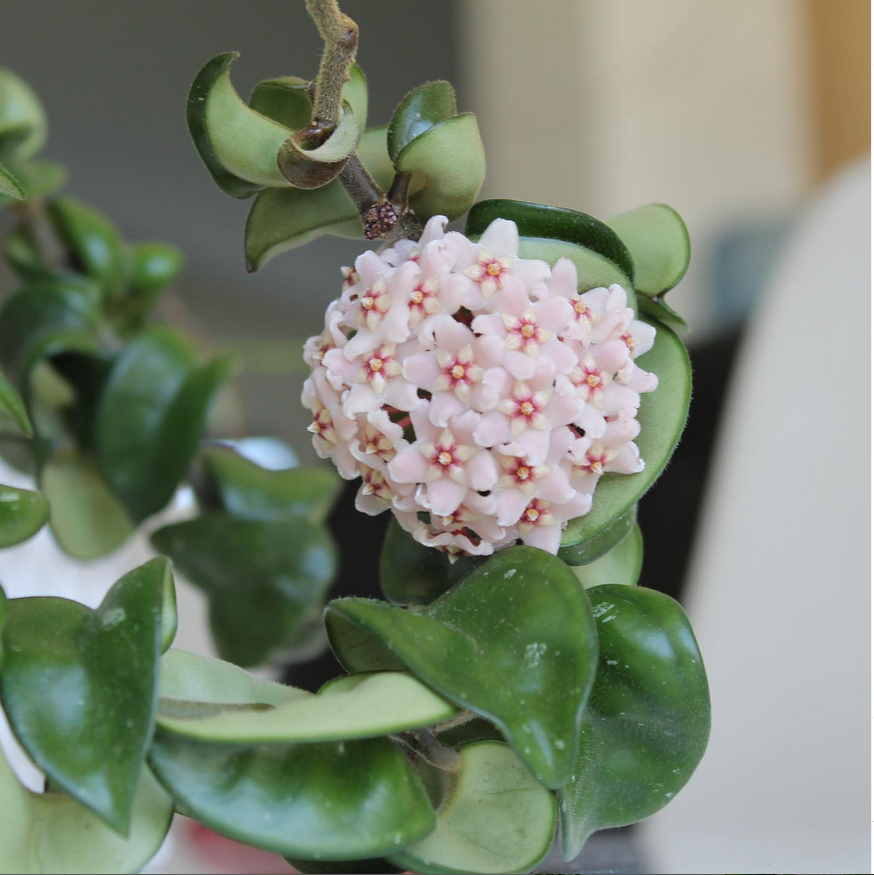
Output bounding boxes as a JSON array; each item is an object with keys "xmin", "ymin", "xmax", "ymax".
[{"xmin": 0, "ymin": 1, "xmax": 869, "ymax": 873}]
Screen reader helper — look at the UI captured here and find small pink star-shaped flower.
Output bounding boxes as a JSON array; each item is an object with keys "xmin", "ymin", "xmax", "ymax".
[
  {"xmin": 341, "ymin": 266, "xmax": 360, "ymax": 290},
  {"xmin": 498, "ymin": 381, "xmax": 551, "ymax": 437},
  {"xmin": 420, "ymin": 427, "xmax": 475, "ymax": 485},
  {"xmin": 518, "ymin": 498, "xmax": 557, "ymax": 536},
  {"xmin": 464, "ymin": 248, "xmax": 512, "ymax": 298},
  {"xmin": 407, "ymin": 276, "xmax": 441, "ymax": 327},
  {"xmin": 353, "ymin": 345, "xmax": 402, "ymax": 394},
  {"xmin": 433, "ymin": 344, "xmax": 485, "ymax": 402},
  {"xmin": 357, "ymin": 277, "xmax": 392, "ymax": 332},
  {"xmin": 569, "ymin": 355, "xmax": 611, "ymax": 407},
  {"xmin": 502, "ymin": 307, "xmax": 550, "ymax": 357}
]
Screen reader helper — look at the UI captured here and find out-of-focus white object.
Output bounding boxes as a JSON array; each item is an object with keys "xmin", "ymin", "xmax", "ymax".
[{"xmin": 645, "ymin": 158, "xmax": 870, "ymax": 873}]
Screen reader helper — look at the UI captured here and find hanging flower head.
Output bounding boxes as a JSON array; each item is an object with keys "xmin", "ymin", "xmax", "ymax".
[{"xmin": 302, "ymin": 216, "xmax": 658, "ymax": 557}]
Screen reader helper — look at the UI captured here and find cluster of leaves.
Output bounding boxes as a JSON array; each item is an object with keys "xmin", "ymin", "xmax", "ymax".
[
  {"xmin": 0, "ymin": 69, "xmax": 340, "ymax": 667},
  {"xmin": 188, "ymin": 56, "xmax": 486, "ymax": 270}
]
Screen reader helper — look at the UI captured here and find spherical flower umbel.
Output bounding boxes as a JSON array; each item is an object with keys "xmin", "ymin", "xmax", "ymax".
[{"xmin": 302, "ymin": 216, "xmax": 658, "ymax": 557}]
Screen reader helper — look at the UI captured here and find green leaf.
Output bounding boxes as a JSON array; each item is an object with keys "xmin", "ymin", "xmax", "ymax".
[
  {"xmin": 396, "ymin": 113, "xmax": 485, "ymax": 222},
  {"xmin": 95, "ymin": 327, "xmax": 231, "ymax": 522},
  {"xmin": 0, "ymin": 751, "xmax": 173, "ymax": 875},
  {"xmin": 202, "ymin": 444, "xmax": 340, "ymax": 522},
  {"xmin": 559, "ymin": 504, "xmax": 637, "ymax": 561},
  {"xmin": 326, "ymin": 546, "xmax": 598, "ymax": 789},
  {"xmin": 387, "ymin": 80, "xmax": 457, "ymax": 162},
  {"xmin": 151, "ymin": 512, "xmax": 336, "ymax": 667},
  {"xmin": 0, "ymin": 279, "xmax": 100, "ymax": 388},
  {"xmin": 0, "ymin": 160, "xmax": 66, "ymax": 208},
  {"xmin": 638, "ymin": 293, "xmax": 689, "ymax": 333},
  {"xmin": 0, "ymin": 160, "xmax": 25, "ymax": 200},
  {"xmin": 0, "ymin": 558, "xmax": 171, "ymax": 832},
  {"xmin": 0, "ymin": 585, "xmax": 6, "ymax": 668},
  {"xmin": 607, "ymin": 204, "xmax": 690, "ymax": 296},
  {"xmin": 0, "ymin": 367, "xmax": 33, "ymax": 436},
  {"xmin": 467, "ymin": 199, "xmax": 636, "ymax": 286},
  {"xmin": 127, "ymin": 241, "xmax": 184, "ymax": 297},
  {"xmin": 277, "ymin": 101, "xmax": 359, "ymax": 189},
  {"xmin": 149, "ymin": 733, "xmax": 436, "ymax": 860},
  {"xmin": 46, "ymin": 198, "xmax": 126, "ymax": 296},
  {"xmin": 244, "ymin": 125, "xmax": 395, "ymax": 271},
  {"xmin": 571, "ymin": 522, "xmax": 643, "ymax": 589},
  {"xmin": 0, "ymin": 68, "xmax": 47, "ymax": 162},
  {"xmin": 560, "ymin": 318, "xmax": 690, "ymax": 547},
  {"xmin": 40, "ymin": 448, "xmax": 134, "ymax": 561},
  {"xmin": 187, "ymin": 52, "xmax": 296, "ymax": 197},
  {"xmin": 379, "ymin": 516, "xmax": 480, "ymax": 605},
  {"xmin": 157, "ymin": 670, "xmax": 456, "ymax": 744},
  {"xmin": 160, "ymin": 647, "xmax": 304, "ymax": 707},
  {"xmin": 389, "ymin": 741, "xmax": 556, "ymax": 875},
  {"xmin": 0, "ymin": 483, "xmax": 48, "ymax": 548},
  {"xmin": 559, "ymin": 585, "xmax": 710, "ymax": 859}
]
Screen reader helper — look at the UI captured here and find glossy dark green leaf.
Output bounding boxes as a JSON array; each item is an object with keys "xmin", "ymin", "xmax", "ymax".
[
  {"xmin": 187, "ymin": 52, "xmax": 296, "ymax": 197},
  {"xmin": 244, "ymin": 125, "xmax": 395, "ymax": 271},
  {"xmin": 467, "ymin": 199, "xmax": 636, "ymax": 285},
  {"xmin": 387, "ymin": 80, "xmax": 456, "ymax": 162},
  {"xmin": 0, "ymin": 279, "xmax": 100, "ymax": 388},
  {"xmin": 0, "ymin": 751, "xmax": 173, "ymax": 875},
  {"xmin": 0, "ymin": 160, "xmax": 25, "ymax": 200},
  {"xmin": 157, "ymin": 670, "xmax": 455, "ymax": 745},
  {"xmin": 46, "ymin": 198, "xmax": 125, "ymax": 296},
  {"xmin": 277, "ymin": 101, "xmax": 358, "ymax": 189},
  {"xmin": 95, "ymin": 327, "xmax": 231, "ymax": 522},
  {"xmin": 0, "ymin": 160, "xmax": 66, "ymax": 208},
  {"xmin": 0, "ymin": 483, "xmax": 48, "ymax": 548},
  {"xmin": 559, "ymin": 585, "xmax": 710, "ymax": 859},
  {"xmin": 560, "ymin": 318, "xmax": 691, "ymax": 547},
  {"xmin": 0, "ymin": 68, "xmax": 47, "ymax": 162},
  {"xmin": 0, "ymin": 558, "xmax": 171, "ymax": 832},
  {"xmin": 379, "ymin": 516, "xmax": 480, "ymax": 605},
  {"xmin": 40, "ymin": 448, "xmax": 134, "ymax": 560},
  {"xmin": 559, "ymin": 504, "xmax": 637, "ymax": 562},
  {"xmin": 327, "ymin": 546, "xmax": 598, "ymax": 789},
  {"xmin": 571, "ymin": 522, "xmax": 643, "ymax": 589},
  {"xmin": 390, "ymin": 741, "xmax": 556, "ymax": 875},
  {"xmin": 202, "ymin": 444, "xmax": 340, "ymax": 522},
  {"xmin": 396, "ymin": 113, "xmax": 485, "ymax": 222},
  {"xmin": 151, "ymin": 512, "xmax": 336, "ymax": 667},
  {"xmin": 0, "ymin": 367, "xmax": 32, "ymax": 436},
  {"xmin": 149, "ymin": 732, "xmax": 435, "ymax": 860},
  {"xmin": 638, "ymin": 293, "xmax": 689, "ymax": 333},
  {"xmin": 607, "ymin": 204, "xmax": 690, "ymax": 296}
]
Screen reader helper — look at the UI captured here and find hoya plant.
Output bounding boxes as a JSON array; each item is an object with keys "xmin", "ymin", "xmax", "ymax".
[{"xmin": 0, "ymin": 2, "xmax": 709, "ymax": 873}]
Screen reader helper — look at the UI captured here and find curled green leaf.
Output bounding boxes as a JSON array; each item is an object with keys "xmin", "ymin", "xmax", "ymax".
[
  {"xmin": 387, "ymin": 80, "xmax": 457, "ymax": 162},
  {"xmin": 571, "ymin": 522, "xmax": 643, "ymax": 589}
]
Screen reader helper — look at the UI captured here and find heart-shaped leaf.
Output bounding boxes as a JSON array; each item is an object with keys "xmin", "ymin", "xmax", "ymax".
[
  {"xmin": 379, "ymin": 516, "xmax": 481, "ymax": 605},
  {"xmin": 395, "ymin": 113, "xmax": 485, "ymax": 222},
  {"xmin": 559, "ymin": 505, "xmax": 637, "ymax": 563},
  {"xmin": 387, "ymin": 80, "xmax": 457, "ymax": 162},
  {"xmin": 40, "ymin": 448, "xmax": 134, "ymax": 561},
  {"xmin": 559, "ymin": 585, "xmax": 710, "ymax": 859},
  {"xmin": 0, "ymin": 68, "xmax": 47, "ymax": 162},
  {"xmin": 389, "ymin": 741, "xmax": 556, "ymax": 875},
  {"xmin": 244, "ymin": 125, "xmax": 395, "ymax": 271},
  {"xmin": 326, "ymin": 545, "xmax": 598, "ymax": 789},
  {"xmin": 560, "ymin": 318, "xmax": 690, "ymax": 547},
  {"xmin": 0, "ymin": 278, "xmax": 100, "ymax": 388},
  {"xmin": 571, "ymin": 522, "xmax": 643, "ymax": 589},
  {"xmin": 0, "ymin": 160, "xmax": 25, "ymax": 200},
  {"xmin": 151, "ymin": 512, "xmax": 336, "ymax": 667},
  {"xmin": 0, "ymin": 483, "xmax": 48, "ymax": 548},
  {"xmin": 0, "ymin": 558, "xmax": 172, "ymax": 832},
  {"xmin": 149, "ymin": 733, "xmax": 435, "ymax": 860},
  {"xmin": 202, "ymin": 444, "xmax": 340, "ymax": 522},
  {"xmin": 607, "ymin": 204, "xmax": 690, "ymax": 296},
  {"xmin": 95, "ymin": 327, "xmax": 232, "ymax": 522},
  {"xmin": 467, "ymin": 199, "xmax": 636, "ymax": 286},
  {"xmin": 277, "ymin": 101, "xmax": 359, "ymax": 189},
  {"xmin": 187, "ymin": 53, "xmax": 297, "ymax": 197},
  {"xmin": 158, "ymin": 671, "xmax": 456, "ymax": 745},
  {"xmin": 45, "ymin": 198, "xmax": 125, "ymax": 297},
  {"xmin": 0, "ymin": 750, "xmax": 173, "ymax": 875},
  {"xmin": 0, "ymin": 367, "xmax": 32, "ymax": 436},
  {"xmin": 638, "ymin": 293, "xmax": 689, "ymax": 333}
]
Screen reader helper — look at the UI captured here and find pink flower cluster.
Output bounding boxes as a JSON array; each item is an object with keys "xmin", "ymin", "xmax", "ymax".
[{"xmin": 302, "ymin": 216, "xmax": 658, "ymax": 557}]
